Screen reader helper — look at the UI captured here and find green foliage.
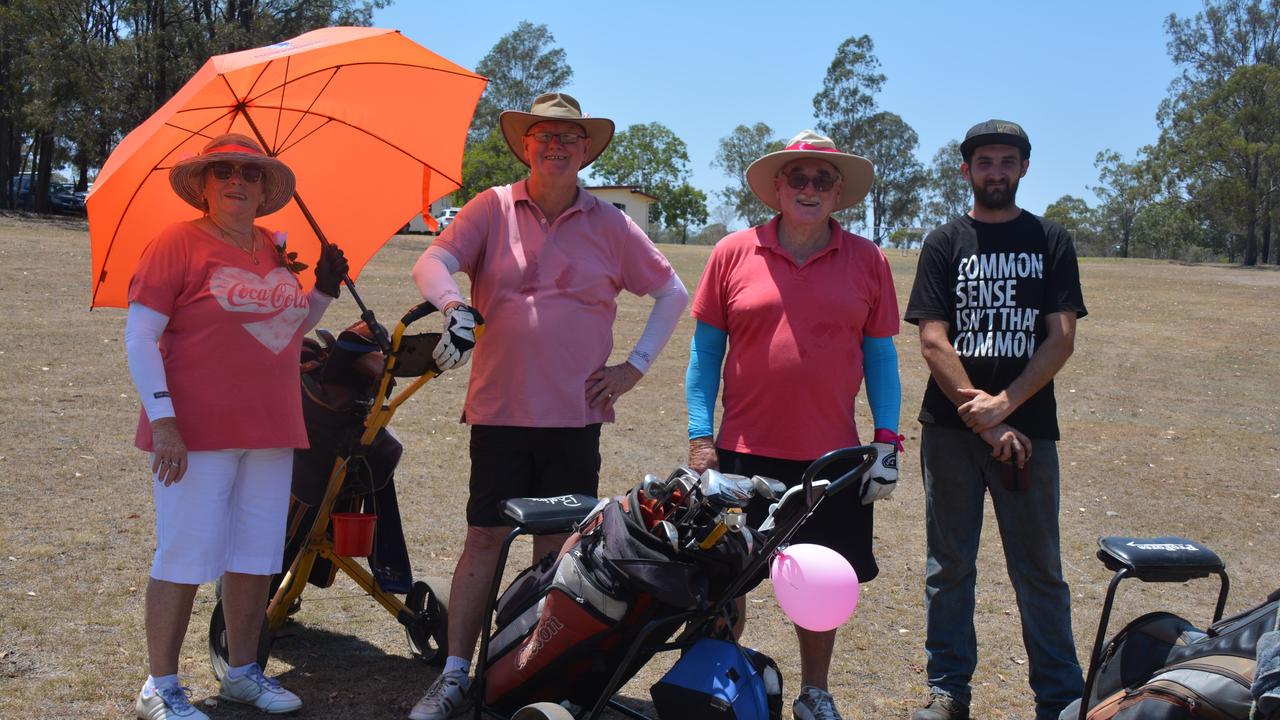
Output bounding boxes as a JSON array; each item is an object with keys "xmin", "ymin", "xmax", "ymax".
[
  {"xmin": 1157, "ymin": 0, "xmax": 1280, "ymax": 264},
  {"xmin": 661, "ymin": 183, "xmax": 710, "ymax": 243},
  {"xmin": 856, "ymin": 111, "xmax": 925, "ymax": 245},
  {"xmin": 457, "ymin": 130, "xmax": 527, "ymax": 203},
  {"xmin": 712, "ymin": 122, "xmax": 782, "ymax": 227},
  {"xmin": 812, "ymin": 35, "xmax": 884, "ymax": 152},
  {"xmin": 1044, "ymin": 195, "xmax": 1108, "ymax": 257},
  {"xmin": 591, "ymin": 122, "xmax": 706, "ymax": 232},
  {"xmin": 469, "ymin": 21, "xmax": 573, "ymax": 144},
  {"xmin": 923, "ymin": 140, "xmax": 969, "ymax": 227},
  {"xmin": 1, "ymin": 0, "xmax": 387, "ymax": 209},
  {"xmin": 1091, "ymin": 149, "xmax": 1157, "ymax": 259}
]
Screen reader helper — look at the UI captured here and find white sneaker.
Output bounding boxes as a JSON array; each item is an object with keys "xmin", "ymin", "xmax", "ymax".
[
  {"xmin": 136, "ymin": 685, "xmax": 210, "ymax": 720},
  {"xmin": 218, "ymin": 663, "xmax": 302, "ymax": 714},
  {"xmin": 409, "ymin": 669, "xmax": 472, "ymax": 720},
  {"xmin": 794, "ymin": 686, "xmax": 844, "ymax": 720}
]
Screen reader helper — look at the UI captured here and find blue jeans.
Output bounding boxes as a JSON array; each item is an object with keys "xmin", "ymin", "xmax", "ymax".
[{"xmin": 920, "ymin": 424, "xmax": 1083, "ymax": 720}]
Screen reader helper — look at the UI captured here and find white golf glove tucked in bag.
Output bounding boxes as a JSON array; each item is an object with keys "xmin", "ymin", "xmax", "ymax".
[
  {"xmin": 859, "ymin": 432, "xmax": 902, "ymax": 505},
  {"xmin": 433, "ymin": 304, "xmax": 478, "ymax": 371}
]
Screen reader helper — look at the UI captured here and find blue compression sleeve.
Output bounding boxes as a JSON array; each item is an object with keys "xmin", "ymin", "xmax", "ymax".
[
  {"xmin": 685, "ymin": 320, "xmax": 727, "ymax": 439},
  {"xmin": 862, "ymin": 335, "xmax": 901, "ymax": 434}
]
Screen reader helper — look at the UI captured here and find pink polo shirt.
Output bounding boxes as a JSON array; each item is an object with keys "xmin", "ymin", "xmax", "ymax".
[
  {"xmin": 434, "ymin": 181, "xmax": 675, "ymax": 427},
  {"xmin": 691, "ymin": 216, "xmax": 899, "ymax": 460},
  {"xmin": 128, "ymin": 221, "xmax": 311, "ymax": 452}
]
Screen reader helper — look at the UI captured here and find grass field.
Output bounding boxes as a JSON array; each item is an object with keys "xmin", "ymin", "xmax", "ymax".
[{"xmin": 0, "ymin": 213, "xmax": 1277, "ymax": 719}]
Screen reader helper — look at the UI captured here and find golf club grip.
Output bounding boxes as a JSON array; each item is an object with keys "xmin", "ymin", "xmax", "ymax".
[
  {"xmin": 401, "ymin": 301, "xmax": 438, "ymax": 326},
  {"xmin": 400, "ymin": 301, "xmax": 487, "ymax": 329},
  {"xmin": 801, "ymin": 445, "xmax": 876, "ymax": 498}
]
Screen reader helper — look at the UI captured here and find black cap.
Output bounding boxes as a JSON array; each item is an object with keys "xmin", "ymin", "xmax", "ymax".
[{"xmin": 960, "ymin": 119, "xmax": 1031, "ymax": 161}]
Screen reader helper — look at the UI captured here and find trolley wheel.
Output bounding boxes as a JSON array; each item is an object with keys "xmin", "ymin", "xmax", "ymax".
[
  {"xmin": 207, "ymin": 599, "xmax": 272, "ymax": 681},
  {"xmin": 405, "ymin": 577, "xmax": 450, "ymax": 665},
  {"xmin": 512, "ymin": 702, "xmax": 576, "ymax": 720}
]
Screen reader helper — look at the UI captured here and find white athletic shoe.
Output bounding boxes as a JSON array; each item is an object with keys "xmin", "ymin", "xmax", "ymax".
[
  {"xmin": 408, "ymin": 669, "xmax": 472, "ymax": 720},
  {"xmin": 218, "ymin": 663, "xmax": 302, "ymax": 714}
]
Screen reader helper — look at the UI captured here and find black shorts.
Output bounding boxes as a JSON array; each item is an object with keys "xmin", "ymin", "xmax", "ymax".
[
  {"xmin": 718, "ymin": 448, "xmax": 879, "ymax": 583},
  {"xmin": 466, "ymin": 424, "xmax": 602, "ymax": 527}
]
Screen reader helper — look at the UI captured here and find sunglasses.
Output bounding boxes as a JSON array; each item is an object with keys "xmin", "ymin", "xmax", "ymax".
[
  {"xmin": 208, "ymin": 162, "xmax": 264, "ymax": 183},
  {"xmin": 525, "ymin": 132, "xmax": 586, "ymax": 145},
  {"xmin": 784, "ymin": 171, "xmax": 837, "ymax": 193}
]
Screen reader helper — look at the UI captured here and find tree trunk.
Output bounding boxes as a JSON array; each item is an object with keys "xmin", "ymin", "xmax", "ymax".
[
  {"xmin": 1261, "ymin": 197, "xmax": 1272, "ymax": 265},
  {"xmin": 35, "ymin": 131, "xmax": 53, "ymax": 213}
]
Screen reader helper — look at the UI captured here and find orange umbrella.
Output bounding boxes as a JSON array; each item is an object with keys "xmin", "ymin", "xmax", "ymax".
[{"xmin": 88, "ymin": 26, "xmax": 487, "ymax": 310}]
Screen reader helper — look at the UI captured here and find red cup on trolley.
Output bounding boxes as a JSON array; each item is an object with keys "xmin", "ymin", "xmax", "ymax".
[{"xmin": 331, "ymin": 512, "xmax": 377, "ymax": 556}]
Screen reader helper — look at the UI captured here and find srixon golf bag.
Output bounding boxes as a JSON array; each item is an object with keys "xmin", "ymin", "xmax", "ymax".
[
  {"xmin": 481, "ymin": 485, "xmax": 764, "ymax": 714},
  {"xmin": 1073, "ymin": 588, "xmax": 1280, "ymax": 719}
]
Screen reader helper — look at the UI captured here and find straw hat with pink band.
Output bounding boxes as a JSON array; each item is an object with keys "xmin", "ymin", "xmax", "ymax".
[
  {"xmin": 169, "ymin": 133, "xmax": 296, "ymax": 216},
  {"xmin": 745, "ymin": 129, "xmax": 875, "ymax": 213}
]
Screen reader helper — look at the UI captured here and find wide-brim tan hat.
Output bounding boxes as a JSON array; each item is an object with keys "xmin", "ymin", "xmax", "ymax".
[
  {"xmin": 746, "ymin": 130, "xmax": 874, "ymax": 212},
  {"xmin": 499, "ymin": 92, "xmax": 615, "ymax": 168},
  {"xmin": 169, "ymin": 133, "xmax": 296, "ymax": 216}
]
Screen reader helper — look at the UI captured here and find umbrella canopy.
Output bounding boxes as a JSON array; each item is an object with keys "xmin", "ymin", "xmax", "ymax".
[{"xmin": 88, "ymin": 26, "xmax": 487, "ymax": 308}]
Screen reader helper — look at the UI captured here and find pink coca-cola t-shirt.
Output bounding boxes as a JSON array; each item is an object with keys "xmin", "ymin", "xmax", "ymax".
[
  {"xmin": 434, "ymin": 182, "xmax": 675, "ymax": 427},
  {"xmin": 129, "ymin": 221, "xmax": 311, "ymax": 451}
]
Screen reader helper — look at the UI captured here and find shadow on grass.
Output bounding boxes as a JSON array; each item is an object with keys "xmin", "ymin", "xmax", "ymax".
[{"xmin": 204, "ymin": 622, "xmax": 656, "ymax": 719}]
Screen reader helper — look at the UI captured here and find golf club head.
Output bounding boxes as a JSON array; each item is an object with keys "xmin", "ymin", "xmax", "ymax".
[
  {"xmin": 751, "ymin": 474, "xmax": 787, "ymax": 501},
  {"xmin": 640, "ymin": 473, "xmax": 662, "ymax": 499},
  {"xmin": 700, "ymin": 469, "xmax": 754, "ymax": 510},
  {"xmin": 656, "ymin": 520, "xmax": 680, "ymax": 553}
]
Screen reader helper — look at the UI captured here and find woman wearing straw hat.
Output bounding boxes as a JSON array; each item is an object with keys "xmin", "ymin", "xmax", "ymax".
[
  {"xmin": 684, "ymin": 130, "xmax": 903, "ymax": 720},
  {"xmin": 125, "ymin": 133, "xmax": 348, "ymax": 719}
]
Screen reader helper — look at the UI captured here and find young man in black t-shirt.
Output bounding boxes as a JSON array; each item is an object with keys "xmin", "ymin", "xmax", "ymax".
[{"xmin": 905, "ymin": 120, "xmax": 1088, "ymax": 720}]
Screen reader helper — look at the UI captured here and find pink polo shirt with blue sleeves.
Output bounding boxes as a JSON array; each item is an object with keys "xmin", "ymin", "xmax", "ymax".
[
  {"xmin": 691, "ymin": 216, "xmax": 900, "ymax": 460},
  {"xmin": 433, "ymin": 181, "xmax": 675, "ymax": 428}
]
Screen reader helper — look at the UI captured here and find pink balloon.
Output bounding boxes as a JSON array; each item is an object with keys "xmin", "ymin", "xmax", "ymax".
[{"xmin": 770, "ymin": 543, "xmax": 860, "ymax": 631}]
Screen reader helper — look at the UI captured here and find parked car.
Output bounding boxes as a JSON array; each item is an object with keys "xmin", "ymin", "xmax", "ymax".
[
  {"xmin": 434, "ymin": 207, "xmax": 461, "ymax": 234},
  {"xmin": 6, "ymin": 175, "xmax": 86, "ymax": 214},
  {"xmin": 48, "ymin": 182, "xmax": 86, "ymax": 214}
]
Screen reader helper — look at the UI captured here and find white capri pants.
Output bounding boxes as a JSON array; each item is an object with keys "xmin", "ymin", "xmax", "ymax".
[{"xmin": 150, "ymin": 448, "xmax": 293, "ymax": 585}]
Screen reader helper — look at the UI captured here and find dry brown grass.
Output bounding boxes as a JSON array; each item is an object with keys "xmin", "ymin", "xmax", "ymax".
[{"xmin": 0, "ymin": 214, "xmax": 1277, "ymax": 719}]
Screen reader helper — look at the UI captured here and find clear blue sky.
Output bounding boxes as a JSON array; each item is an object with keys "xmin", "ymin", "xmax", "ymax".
[{"xmin": 375, "ymin": 0, "xmax": 1204, "ymax": 228}]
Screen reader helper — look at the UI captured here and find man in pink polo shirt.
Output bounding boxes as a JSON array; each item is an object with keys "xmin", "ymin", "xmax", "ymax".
[
  {"xmin": 409, "ymin": 93, "xmax": 688, "ymax": 720},
  {"xmin": 686, "ymin": 130, "xmax": 903, "ymax": 720}
]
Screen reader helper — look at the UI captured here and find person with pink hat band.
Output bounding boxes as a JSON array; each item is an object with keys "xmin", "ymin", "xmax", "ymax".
[
  {"xmin": 408, "ymin": 93, "xmax": 688, "ymax": 720},
  {"xmin": 126, "ymin": 133, "xmax": 348, "ymax": 719},
  {"xmin": 684, "ymin": 129, "xmax": 904, "ymax": 720}
]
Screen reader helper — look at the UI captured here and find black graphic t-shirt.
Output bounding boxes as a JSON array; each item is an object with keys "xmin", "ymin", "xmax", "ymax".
[{"xmin": 905, "ymin": 211, "xmax": 1087, "ymax": 439}]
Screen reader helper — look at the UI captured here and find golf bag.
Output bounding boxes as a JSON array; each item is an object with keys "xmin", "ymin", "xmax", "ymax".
[
  {"xmin": 481, "ymin": 484, "xmax": 764, "ymax": 713},
  {"xmin": 282, "ymin": 324, "xmax": 413, "ymax": 593},
  {"xmin": 1072, "ymin": 588, "xmax": 1280, "ymax": 719}
]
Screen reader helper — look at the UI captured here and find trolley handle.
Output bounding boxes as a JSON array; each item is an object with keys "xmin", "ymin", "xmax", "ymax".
[
  {"xmin": 798, "ymin": 445, "xmax": 877, "ymax": 508},
  {"xmin": 400, "ymin": 300, "xmax": 486, "ymax": 330}
]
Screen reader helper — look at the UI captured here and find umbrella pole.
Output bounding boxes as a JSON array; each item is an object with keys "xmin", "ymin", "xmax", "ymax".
[
  {"xmin": 237, "ymin": 112, "xmax": 393, "ymax": 352},
  {"xmin": 291, "ymin": 192, "xmax": 394, "ymax": 353}
]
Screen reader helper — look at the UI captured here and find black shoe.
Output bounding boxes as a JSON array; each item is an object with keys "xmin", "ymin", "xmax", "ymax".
[{"xmin": 911, "ymin": 691, "xmax": 970, "ymax": 720}]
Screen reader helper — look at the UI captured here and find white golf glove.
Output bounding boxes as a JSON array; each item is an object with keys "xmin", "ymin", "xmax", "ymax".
[
  {"xmin": 860, "ymin": 431, "xmax": 902, "ymax": 505},
  {"xmin": 433, "ymin": 303, "xmax": 477, "ymax": 371}
]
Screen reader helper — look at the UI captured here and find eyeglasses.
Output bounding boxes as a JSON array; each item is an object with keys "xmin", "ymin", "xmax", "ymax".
[
  {"xmin": 208, "ymin": 162, "xmax": 264, "ymax": 183},
  {"xmin": 783, "ymin": 171, "xmax": 837, "ymax": 193},
  {"xmin": 525, "ymin": 132, "xmax": 586, "ymax": 145}
]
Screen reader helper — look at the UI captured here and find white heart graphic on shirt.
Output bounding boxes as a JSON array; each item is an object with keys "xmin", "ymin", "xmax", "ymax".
[{"xmin": 209, "ymin": 267, "xmax": 309, "ymax": 354}]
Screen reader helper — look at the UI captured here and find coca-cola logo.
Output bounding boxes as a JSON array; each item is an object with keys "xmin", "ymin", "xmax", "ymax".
[
  {"xmin": 209, "ymin": 267, "xmax": 309, "ymax": 354},
  {"xmin": 223, "ymin": 279, "xmax": 308, "ymax": 311}
]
